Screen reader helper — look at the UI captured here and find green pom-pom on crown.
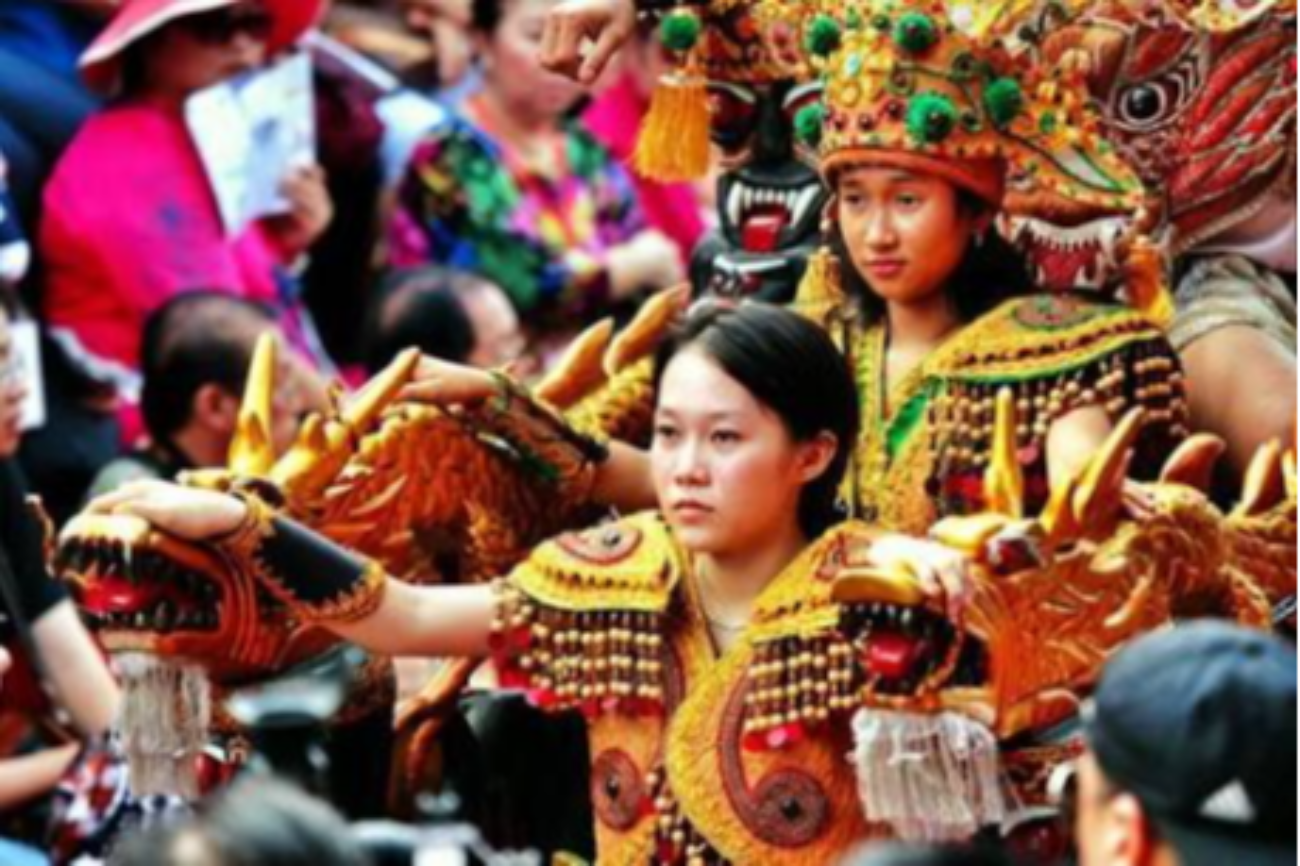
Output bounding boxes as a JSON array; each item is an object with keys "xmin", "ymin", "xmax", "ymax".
[
  {"xmin": 794, "ymin": 103, "xmax": 825, "ymax": 147},
  {"xmin": 660, "ymin": 12, "xmax": 701, "ymax": 53},
  {"xmin": 894, "ymin": 11, "xmax": 939, "ymax": 54},
  {"xmin": 805, "ymin": 15, "xmax": 842, "ymax": 57},
  {"xmin": 983, "ymin": 77, "xmax": 1025, "ymax": 129},
  {"xmin": 906, "ymin": 91, "xmax": 958, "ymax": 144}
]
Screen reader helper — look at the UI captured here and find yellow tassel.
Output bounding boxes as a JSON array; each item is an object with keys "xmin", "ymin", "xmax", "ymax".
[
  {"xmin": 1124, "ymin": 235, "xmax": 1176, "ymax": 329},
  {"xmin": 632, "ymin": 72, "xmax": 711, "ymax": 183}
]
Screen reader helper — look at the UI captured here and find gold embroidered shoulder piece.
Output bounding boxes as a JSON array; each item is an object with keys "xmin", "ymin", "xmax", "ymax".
[
  {"xmin": 493, "ymin": 513, "xmax": 682, "ymax": 713},
  {"xmin": 937, "ymin": 294, "xmax": 1171, "ymax": 379},
  {"xmin": 508, "ymin": 512, "xmax": 682, "ymax": 612},
  {"xmin": 931, "ymin": 293, "xmax": 1187, "ymax": 481},
  {"xmin": 737, "ymin": 524, "xmax": 882, "ymax": 748},
  {"xmin": 853, "ymin": 293, "xmax": 1188, "ymax": 533}
]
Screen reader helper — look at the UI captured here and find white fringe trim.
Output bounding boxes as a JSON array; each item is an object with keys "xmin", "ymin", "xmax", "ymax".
[
  {"xmin": 115, "ymin": 653, "xmax": 212, "ymax": 800},
  {"xmin": 851, "ymin": 707, "xmax": 1007, "ymax": 842}
]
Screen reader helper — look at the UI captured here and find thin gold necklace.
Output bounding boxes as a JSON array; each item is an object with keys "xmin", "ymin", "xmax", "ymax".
[{"xmin": 693, "ymin": 565, "xmax": 749, "ymax": 633}]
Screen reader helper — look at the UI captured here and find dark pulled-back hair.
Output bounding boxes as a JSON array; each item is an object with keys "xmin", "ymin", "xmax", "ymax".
[
  {"xmin": 832, "ymin": 190, "xmax": 1034, "ymax": 325},
  {"xmin": 140, "ymin": 291, "xmax": 277, "ymax": 441},
  {"xmin": 652, "ymin": 302, "xmax": 860, "ymax": 538}
]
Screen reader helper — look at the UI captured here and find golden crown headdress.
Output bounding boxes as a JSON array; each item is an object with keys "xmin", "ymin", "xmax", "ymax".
[
  {"xmin": 768, "ymin": 0, "xmax": 1176, "ymax": 326},
  {"xmin": 770, "ymin": 0, "xmax": 1147, "ymax": 213}
]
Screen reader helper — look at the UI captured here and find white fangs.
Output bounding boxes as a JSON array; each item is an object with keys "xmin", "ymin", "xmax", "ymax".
[
  {"xmin": 728, "ymin": 180, "xmax": 823, "ymax": 229},
  {"xmin": 1003, "ymin": 215, "xmax": 1129, "ymax": 290}
]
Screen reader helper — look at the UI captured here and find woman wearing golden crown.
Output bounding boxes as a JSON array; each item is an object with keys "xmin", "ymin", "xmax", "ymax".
[{"xmin": 759, "ymin": 0, "xmax": 1191, "ymax": 535}]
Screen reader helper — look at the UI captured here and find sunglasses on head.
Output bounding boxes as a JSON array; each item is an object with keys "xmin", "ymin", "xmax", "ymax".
[{"xmin": 177, "ymin": 5, "xmax": 273, "ymax": 45}]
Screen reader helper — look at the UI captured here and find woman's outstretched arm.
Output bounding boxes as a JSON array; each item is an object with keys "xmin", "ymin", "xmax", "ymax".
[
  {"xmin": 330, "ymin": 580, "xmax": 496, "ymax": 658},
  {"xmin": 86, "ymin": 480, "xmax": 499, "ymax": 659}
]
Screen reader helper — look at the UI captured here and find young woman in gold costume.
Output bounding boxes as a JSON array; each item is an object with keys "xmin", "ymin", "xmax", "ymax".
[{"xmin": 91, "ymin": 303, "xmax": 931, "ymax": 863}]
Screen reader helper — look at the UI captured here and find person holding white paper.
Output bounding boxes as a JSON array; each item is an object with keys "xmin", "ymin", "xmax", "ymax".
[{"xmin": 38, "ymin": 0, "xmax": 332, "ymax": 444}]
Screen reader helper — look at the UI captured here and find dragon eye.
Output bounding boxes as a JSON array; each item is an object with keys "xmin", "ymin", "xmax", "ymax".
[
  {"xmin": 707, "ymin": 82, "xmax": 759, "ymax": 150},
  {"xmin": 781, "ymin": 81, "xmax": 824, "ymax": 123},
  {"xmin": 1120, "ymin": 84, "xmax": 1166, "ymax": 124},
  {"xmin": 1111, "ymin": 55, "xmax": 1200, "ymax": 132}
]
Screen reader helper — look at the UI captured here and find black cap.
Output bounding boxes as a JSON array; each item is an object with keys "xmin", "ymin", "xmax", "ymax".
[{"xmin": 1083, "ymin": 622, "xmax": 1296, "ymax": 866}]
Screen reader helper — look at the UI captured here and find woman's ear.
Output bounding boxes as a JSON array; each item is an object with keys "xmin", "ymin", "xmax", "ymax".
[{"xmin": 796, "ymin": 432, "xmax": 839, "ymax": 484}]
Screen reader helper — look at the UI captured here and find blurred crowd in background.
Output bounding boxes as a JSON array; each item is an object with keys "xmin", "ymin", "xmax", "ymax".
[{"xmin": 0, "ymin": 0, "xmax": 711, "ymax": 527}]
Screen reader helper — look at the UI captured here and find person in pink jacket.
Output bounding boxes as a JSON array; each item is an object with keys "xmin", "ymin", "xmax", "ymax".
[{"xmin": 39, "ymin": 0, "xmax": 332, "ymax": 418}]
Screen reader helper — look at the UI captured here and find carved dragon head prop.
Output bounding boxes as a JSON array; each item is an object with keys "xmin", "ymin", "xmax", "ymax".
[
  {"xmin": 832, "ymin": 392, "xmax": 1297, "ymax": 741},
  {"xmin": 1003, "ymin": 0, "xmax": 1297, "ymax": 292},
  {"xmin": 56, "ymin": 338, "xmax": 421, "ymax": 683}
]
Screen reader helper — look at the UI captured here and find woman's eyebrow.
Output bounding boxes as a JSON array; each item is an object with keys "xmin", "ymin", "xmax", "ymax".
[{"xmin": 656, "ymin": 405, "xmax": 745, "ymax": 422}]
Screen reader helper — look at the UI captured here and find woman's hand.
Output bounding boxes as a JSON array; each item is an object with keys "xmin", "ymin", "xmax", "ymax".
[
  {"xmin": 867, "ymin": 533, "xmax": 972, "ymax": 622},
  {"xmin": 540, "ymin": 0, "xmax": 637, "ymax": 84},
  {"xmin": 401, "ymin": 0, "xmax": 476, "ymax": 87},
  {"xmin": 263, "ymin": 164, "xmax": 334, "ymax": 258},
  {"xmin": 398, "ymin": 356, "xmax": 501, "ymax": 408},
  {"xmin": 86, "ymin": 480, "xmax": 248, "ymax": 542}
]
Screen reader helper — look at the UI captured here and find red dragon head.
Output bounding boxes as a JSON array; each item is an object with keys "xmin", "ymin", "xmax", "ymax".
[
  {"xmin": 56, "ymin": 339, "xmax": 421, "ymax": 684},
  {"xmin": 1004, "ymin": 0, "xmax": 1296, "ymax": 292}
]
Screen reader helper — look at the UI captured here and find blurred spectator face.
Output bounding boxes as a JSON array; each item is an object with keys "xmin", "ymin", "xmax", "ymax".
[
  {"xmin": 213, "ymin": 321, "xmax": 327, "ymax": 457},
  {"xmin": 143, "ymin": 1, "xmax": 272, "ymax": 98},
  {"xmin": 368, "ymin": 270, "xmax": 532, "ymax": 375},
  {"xmin": 194, "ymin": 330, "xmax": 325, "ymax": 459},
  {"xmin": 142, "ymin": 294, "xmax": 330, "ymax": 466},
  {"xmin": 461, "ymin": 282, "xmax": 528, "ymax": 371},
  {"xmin": 479, "ymin": 0, "xmax": 584, "ymax": 126},
  {"xmin": 0, "ymin": 305, "xmax": 28, "ymax": 459}
]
